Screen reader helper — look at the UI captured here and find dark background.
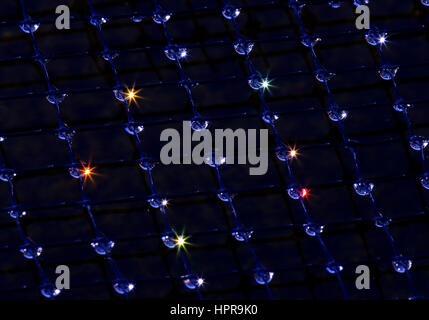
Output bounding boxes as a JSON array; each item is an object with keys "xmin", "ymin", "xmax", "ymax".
[{"xmin": 0, "ymin": 0, "xmax": 429, "ymax": 299}]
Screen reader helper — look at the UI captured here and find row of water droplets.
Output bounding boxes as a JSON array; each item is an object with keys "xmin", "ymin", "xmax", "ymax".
[
  {"xmin": 13, "ymin": 0, "xmax": 146, "ymax": 298},
  {"xmin": 0, "ymin": 154, "xmax": 60, "ymax": 298},
  {"xmin": 353, "ymin": 0, "xmax": 428, "ymax": 297},
  {"xmin": 150, "ymin": 0, "xmax": 274, "ymax": 293},
  {"xmin": 87, "ymin": 0, "xmax": 207, "ymax": 296},
  {"xmin": 364, "ymin": 27, "xmax": 429, "ymax": 188},
  {"xmin": 292, "ymin": 0, "xmax": 424, "ymax": 298},
  {"xmin": 222, "ymin": 0, "xmax": 348, "ymax": 296},
  {"xmin": 360, "ymin": 2, "xmax": 429, "ymax": 297}
]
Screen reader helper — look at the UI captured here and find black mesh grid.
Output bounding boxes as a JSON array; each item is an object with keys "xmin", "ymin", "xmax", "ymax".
[{"xmin": 0, "ymin": 0, "xmax": 429, "ymax": 300}]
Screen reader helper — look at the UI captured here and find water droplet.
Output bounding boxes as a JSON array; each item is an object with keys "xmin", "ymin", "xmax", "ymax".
[
  {"xmin": 113, "ymin": 280, "xmax": 135, "ymax": 294},
  {"xmin": 262, "ymin": 112, "xmax": 279, "ymax": 124},
  {"xmin": 374, "ymin": 215, "xmax": 391, "ymax": 228},
  {"xmin": 275, "ymin": 149, "xmax": 288, "ymax": 162},
  {"xmin": 8, "ymin": 208, "xmax": 26, "ymax": 219},
  {"xmin": 217, "ymin": 192, "xmax": 234, "ymax": 202},
  {"xmin": 378, "ymin": 65, "xmax": 399, "ymax": 80},
  {"xmin": 46, "ymin": 92, "xmax": 67, "ymax": 104},
  {"xmin": 20, "ymin": 245, "xmax": 43, "ymax": 259},
  {"xmin": 301, "ymin": 35, "xmax": 321, "ymax": 48},
  {"xmin": 124, "ymin": 123, "xmax": 144, "ymax": 135},
  {"xmin": 315, "ymin": 69, "xmax": 335, "ymax": 82},
  {"xmin": 113, "ymin": 89, "xmax": 127, "ymax": 102},
  {"xmin": 190, "ymin": 119, "xmax": 209, "ymax": 131},
  {"xmin": 248, "ymin": 75, "xmax": 263, "ymax": 90},
  {"xmin": 232, "ymin": 230, "xmax": 253, "ymax": 242},
  {"xmin": 392, "ymin": 258, "xmax": 412, "ymax": 273},
  {"xmin": 420, "ymin": 174, "xmax": 429, "ymax": 190},
  {"xmin": 409, "ymin": 135, "xmax": 428, "ymax": 151},
  {"xmin": 326, "ymin": 263, "xmax": 344, "ymax": 274},
  {"xmin": 204, "ymin": 153, "xmax": 226, "ymax": 167},
  {"xmin": 138, "ymin": 159, "xmax": 155, "ymax": 171},
  {"xmin": 148, "ymin": 197, "xmax": 163, "ymax": 208},
  {"xmin": 57, "ymin": 127, "xmax": 75, "ymax": 141},
  {"xmin": 275, "ymin": 147, "xmax": 296, "ymax": 162},
  {"xmin": 304, "ymin": 223, "xmax": 325, "ymax": 236},
  {"xmin": 254, "ymin": 269, "xmax": 274, "ymax": 285},
  {"xmin": 329, "ymin": 1, "xmax": 342, "ymax": 8},
  {"xmin": 91, "ymin": 238, "xmax": 115, "ymax": 255},
  {"xmin": 19, "ymin": 22, "xmax": 40, "ymax": 34},
  {"xmin": 0, "ymin": 169, "xmax": 16, "ymax": 182},
  {"xmin": 327, "ymin": 109, "xmax": 348, "ymax": 122},
  {"xmin": 353, "ymin": 0, "xmax": 369, "ymax": 6},
  {"xmin": 233, "ymin": 40, "xmax": 254, "ymax": 55},
  {"xmin": 90, "ymin": 16, "xmax": 107, "ymax": 27},
  {"xmin": 164, "ymin": 47, "xmax": 188, "ymax": 61},
  {"xmin": 131, "ymin": 15, "xmax": 143, "ymax": 23},
  {"xmin": 161, "ymin": 234, "xmax": 176, "ymax": 248},
  {"xmin": 68, "ymin": 166, "xmax": 81, "ymax": 179},
  {"xmin": 222, "ymin": 5, "xmax": 241, "ymax": 19},
  {"xmin": 101, "ymin": 50, "xmax": 119, "ymax": 61},
  {"xmin": 393, "ymin": 101, "xmax": 413, "ymax": 112},
  {"xmin": 287, "ymin": 186, "xmax": 302, "ymax": 200},
  {"xmin": 365, "ymin": 29, "xmax": 387, "ymax": 46},
  {"xmin": 164, "ymin": 47, "xmax": 177, "ymax": 61},
  {"xmin": 152, "ymin": 9, "xmax": 171, "ymax": 24},
  {"xmin": 365, "ymin": 30, "xmax": 379, "ymax": 46},
  {"xmin": 40, "ymin": 284, "xmax": 61, "ymax": 299},
  {"xmin": 353, "ymin": 180, "xmax": 374, "ymax": 196},
  {"xmin": 179, "ymin": 78, "xmax": 198, "ymax": 89},
  {"xmin": 183, "ymin": 275, "xmax": 204, "ymax": 290}
]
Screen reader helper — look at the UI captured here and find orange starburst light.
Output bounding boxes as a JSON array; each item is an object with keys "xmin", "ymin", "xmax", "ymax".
[
  {"xmin": 288, "ymin": 147, "xmax": 300, "ymax": 159},
  {"xmin": 122, "ymin": 84, "xmax": 142, "ymax": 107},
  {"xmin": 79, "ymin": 161, "xmax": 97, "ymax": 184}
]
